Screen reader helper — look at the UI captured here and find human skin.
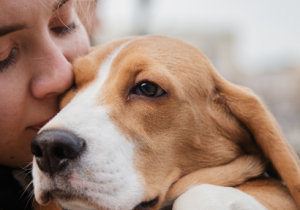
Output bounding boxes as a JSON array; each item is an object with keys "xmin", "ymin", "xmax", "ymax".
[{"xmin": 0, "ymin": 0, "xmax": 89, "ymax": 168}]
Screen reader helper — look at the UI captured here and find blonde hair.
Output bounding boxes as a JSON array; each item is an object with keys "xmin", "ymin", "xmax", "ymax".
[{"xmin": 75, "ymin": 0, "xmax": 100, "ymax": 41}]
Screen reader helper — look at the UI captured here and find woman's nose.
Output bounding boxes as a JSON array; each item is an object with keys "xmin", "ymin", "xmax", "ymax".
[{"xmin": 30, "ymin": 41, "xmax": 74, "ymax": 99}]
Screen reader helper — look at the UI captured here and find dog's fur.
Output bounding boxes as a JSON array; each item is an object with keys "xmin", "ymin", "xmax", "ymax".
[{"xmin": 32, "ymin": 36, "xmax": 300, "ymax": 210}]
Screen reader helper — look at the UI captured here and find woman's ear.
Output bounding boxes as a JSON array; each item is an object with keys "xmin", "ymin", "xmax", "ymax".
[{"xmin": 212, "ymin": 70, "xmax": 300, "ymax": 207}]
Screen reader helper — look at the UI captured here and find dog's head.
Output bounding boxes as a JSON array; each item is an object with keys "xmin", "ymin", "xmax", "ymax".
[{"xmin": 31, "ymin": 36, "xmax": 300, "ymax": 210}]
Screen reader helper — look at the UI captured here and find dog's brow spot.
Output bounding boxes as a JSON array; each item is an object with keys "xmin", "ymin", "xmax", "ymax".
[{"xmin": 214, "ymin": 96, "xmax": 226, "ymax": 105}]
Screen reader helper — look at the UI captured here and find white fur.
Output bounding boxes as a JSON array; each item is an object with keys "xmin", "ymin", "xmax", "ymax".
[
  {"xmin": 33, "ymin": 41, "xmax": 145, "ymax": 210},
  {"xmin": 173, "ymin": 184, "xmax": 268, "ymax": 210}
]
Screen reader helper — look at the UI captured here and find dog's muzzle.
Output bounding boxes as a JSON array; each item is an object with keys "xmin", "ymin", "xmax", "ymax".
[{"xmin": 31, "ymin": 129, "xmax": 86, "ymax": 176}]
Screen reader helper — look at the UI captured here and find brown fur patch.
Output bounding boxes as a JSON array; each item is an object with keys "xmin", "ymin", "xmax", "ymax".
[{"xmin": 236, "ymin": 178, "xmax": 298, "ymax": 210}]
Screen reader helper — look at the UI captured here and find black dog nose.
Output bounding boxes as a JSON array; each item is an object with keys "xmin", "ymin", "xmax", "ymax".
[{"xmin": 31, "ymin": 129, "xmax": 86, "ymax": 175}]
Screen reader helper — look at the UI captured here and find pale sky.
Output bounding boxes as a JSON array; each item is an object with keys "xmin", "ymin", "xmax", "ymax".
[{"xmin": 98, "ymin": 0, "xmax": 300, "ymax": 72}]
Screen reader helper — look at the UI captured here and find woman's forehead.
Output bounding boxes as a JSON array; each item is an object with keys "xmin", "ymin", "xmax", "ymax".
[{"xmin": 0, "ymin": 0, "xmax": 72, "ymax": 25}]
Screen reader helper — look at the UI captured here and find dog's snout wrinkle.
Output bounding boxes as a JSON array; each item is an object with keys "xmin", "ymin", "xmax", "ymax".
[{"xmin": 31, "ymin": 129, "xmax": 86, "ymax": 175}]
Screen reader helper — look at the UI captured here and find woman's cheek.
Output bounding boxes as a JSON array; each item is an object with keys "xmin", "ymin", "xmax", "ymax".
[
  {"xmin": 76, "ymin": 24, "xmax": 90, "ymax": 57},
  {"xmin": 64, "ymin": 23, "xmax": 90, "ymax": 62},
  {"xmin": 73, "ymin": 15, "xmax": 90, "ymax": 55}
]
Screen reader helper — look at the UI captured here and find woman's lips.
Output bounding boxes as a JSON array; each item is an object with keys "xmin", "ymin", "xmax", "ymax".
[{"xmin": 29, "ymin": 118, "xmax": 53, "ymax": 130}]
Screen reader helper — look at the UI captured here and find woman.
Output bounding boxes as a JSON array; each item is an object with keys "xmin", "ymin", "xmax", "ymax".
[{"xmin": 0, "ymin": 0, "xmax": 92, "ymax": 209}]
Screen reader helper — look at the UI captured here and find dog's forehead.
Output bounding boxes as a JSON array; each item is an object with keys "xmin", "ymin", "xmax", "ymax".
[
  {"xmin": 71, "ymin": 38, "xmax": 133, "ymax": 90},
  {"xmin": 57, "ymin": 35, "xmax": 220, "ymax": 116},
  {"xmin": 73, "ymin": 36, "xmax": 215, "ymax": 93}
]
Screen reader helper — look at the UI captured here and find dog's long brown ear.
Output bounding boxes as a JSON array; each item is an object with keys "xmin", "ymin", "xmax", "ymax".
[{"xmin": 212, "ymin": 70, "xmax": 300, "ymax": 207}]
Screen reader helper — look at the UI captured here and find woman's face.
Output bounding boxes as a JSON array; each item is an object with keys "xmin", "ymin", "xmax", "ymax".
[{"xmin": 0, "ymin": 0, "xmax": 89, "ymax": 167}]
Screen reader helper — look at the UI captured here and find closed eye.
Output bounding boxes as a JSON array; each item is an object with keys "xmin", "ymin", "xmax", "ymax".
[
  {"xmin": 0, "ymin": 48, "xmax": 18, "ymax": 72},
  {"xmin": 51, "ymin": 22, "xmax": 76, "ymax": 35}
]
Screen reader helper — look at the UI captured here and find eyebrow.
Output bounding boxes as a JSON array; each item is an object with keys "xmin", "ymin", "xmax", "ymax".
[
  {"xmin": 0, "ymin": 24, "xmax": 27, "ymax": 38},
  {"xmin": 54, "ymin": 0, "xmax": 70, "ymax": 12},
  {"xmin": 0, "ymin": 0, "xmax": 69, "ymax": 38}
]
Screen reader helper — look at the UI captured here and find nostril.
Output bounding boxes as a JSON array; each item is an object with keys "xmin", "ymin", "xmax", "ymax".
[
  {"xmin": 31, "ymin": 129, "xmax": 86, "ymax": 175},
  {"xmin": 31, "ymin": 144, "xmax": 43, "ymax": 157},
  {"xmin": 53, "ymin": 147, "xmax": 66, "ymax": 159}
]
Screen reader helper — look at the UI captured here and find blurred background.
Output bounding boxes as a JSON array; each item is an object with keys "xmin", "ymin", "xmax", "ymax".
[{"xmin": 85, "ymin": 0, "xmax": 300, "ymax": 155}]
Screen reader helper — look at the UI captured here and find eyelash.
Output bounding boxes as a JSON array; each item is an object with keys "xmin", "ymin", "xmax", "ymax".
[
  {"xmin": 0, "ymin": 48, "xmax": 17, "ymax": 73},
  {"xmin": 0, "ymin": 23, "xmax": 76, "ymax": 72},
  {"xmin": 51, "ymin": 22, "xmax": 76, "ymax": 35}
]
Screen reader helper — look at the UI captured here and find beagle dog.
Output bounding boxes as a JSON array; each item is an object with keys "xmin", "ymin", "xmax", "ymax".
[{"xmin": 31, "ymin": 36, "xmax": 300, "ymax": 210}]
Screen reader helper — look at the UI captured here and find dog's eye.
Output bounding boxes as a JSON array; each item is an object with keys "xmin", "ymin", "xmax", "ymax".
[{"xmin": 136, "ymin": 82, "xmax": 165, "ymax": 97}]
